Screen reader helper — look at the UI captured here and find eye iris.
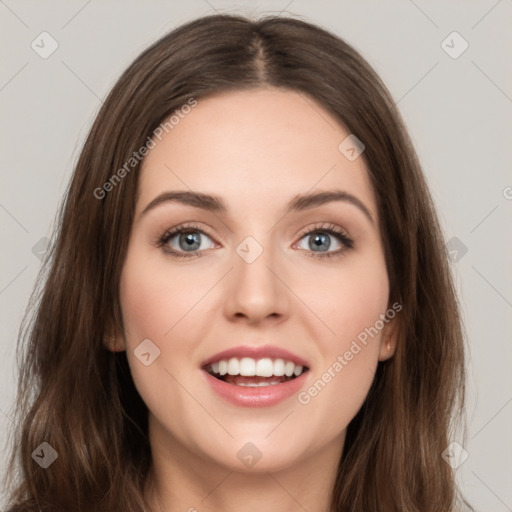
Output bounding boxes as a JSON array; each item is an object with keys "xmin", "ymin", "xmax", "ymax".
[
  {"xmin": 179, "ymin": 232, "xmax": 201, "ymax": 251},
  {"xmin": 309, "ymin": 233, "xmax": 330, "ymax": 252}
]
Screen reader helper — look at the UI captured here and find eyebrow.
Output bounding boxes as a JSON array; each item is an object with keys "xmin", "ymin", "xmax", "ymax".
[{"xmin": 140, "ymin": 189, "xmax": 374, "ymax": 224}]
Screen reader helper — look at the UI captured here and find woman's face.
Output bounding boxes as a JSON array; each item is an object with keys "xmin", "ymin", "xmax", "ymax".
[{"xmin": 117, "ymin": 88, "xmax": 397, "ymax": 473}]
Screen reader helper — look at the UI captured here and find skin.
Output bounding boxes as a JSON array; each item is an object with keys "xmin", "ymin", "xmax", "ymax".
[{"xmin": 109, "ymin": 88, "xmax": 398, "ymax": 512}]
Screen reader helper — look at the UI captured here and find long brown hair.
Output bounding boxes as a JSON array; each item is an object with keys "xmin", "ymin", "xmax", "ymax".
[{"xmin": 4, "ymin": 14, "xmax": 467, "ymax": 511}]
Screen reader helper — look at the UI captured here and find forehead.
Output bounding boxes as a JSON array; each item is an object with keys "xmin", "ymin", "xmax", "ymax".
[{"xmin": 137, "ymin": 88, "xmax": 376, "ymax": 219}]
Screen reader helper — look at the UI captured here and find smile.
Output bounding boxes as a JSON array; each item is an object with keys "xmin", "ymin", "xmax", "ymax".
[{"xmin": 205, "ymin": 357, "xmax": 307, "ymax": 387}]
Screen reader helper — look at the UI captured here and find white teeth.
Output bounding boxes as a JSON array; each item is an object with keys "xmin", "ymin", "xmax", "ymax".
[
  {"xmin": 227, "ymin": 357, "xmax": 240, "ymax": 375},
  {"xmin": 207, "ymin": 357, "xmax": 306, "ymax": 378},
  {"xmin": 236, "ymin": 381, "xmax": 281, "ymax": 387},
  {"xmin": 273, "ymin": 358, "xmax": 285, "ymax": 376},
  {"xmin": 256, "ymin": 358, "xmax": 274, "ymax": 377},
  {"xmin": 239, "ymin": 357, "xmax": 256, "ymax": 376},
  {"xmin": 218, "ymin": 360, "xmax": 228, "ymax": 376},
  {"xmin": 284, "ymin": 361, "xmax": 295, "ymax": 377}
]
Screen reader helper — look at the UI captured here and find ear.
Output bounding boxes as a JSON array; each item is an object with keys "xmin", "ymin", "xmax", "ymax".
[
  {"xmin": 103, "ymin": 331, "xmax": 126, "ymax": 352},
  {"xmin": 378, "ymin": 312, "xmax": 399, "ymax": 362}
]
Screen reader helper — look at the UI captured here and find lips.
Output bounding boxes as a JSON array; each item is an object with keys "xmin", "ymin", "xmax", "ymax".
[
  {"xmin": 203, "ymin": 369, "xmax": 309, "ymax": 407},
  {"xmin": 201, "ymin": 345, "xmax": 310, "ymax": 407}
]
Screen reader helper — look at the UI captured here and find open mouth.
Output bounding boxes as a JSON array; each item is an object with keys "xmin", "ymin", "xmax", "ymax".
[{"xmin": 204, "ymin": 357, "xmax": 309, "ymax": 387}]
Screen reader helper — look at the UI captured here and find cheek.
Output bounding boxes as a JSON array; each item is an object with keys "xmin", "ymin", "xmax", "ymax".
[
  {"xmin": 295, "ymin": 251, "xmax": 389, "ymax": 422},
  {"xmin": 335, "ymin": 268, "xmax": 388, "ymax": 344},
  {"xmin": 118, "ymin": 253, "xmax": 182, "ymax": 396},
  {"xmin": 120, "ymin": 271, "xmax": 170, "ymax": 343},
  {"xmin": 305, "ymin": 252, "xmax": 390, "ymax": 348},
  {"xmin": 118, "ymin": 249, "xmax": 218, "ymax": 402},
  {"xmin": 119, "ymin": 249, "xmax": 201, "ymax": 343}
]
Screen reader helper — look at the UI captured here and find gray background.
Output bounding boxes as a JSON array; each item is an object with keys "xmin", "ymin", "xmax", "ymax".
[{"xmin": 1, "ymin": 1, "xmax": 511, "ymax": 510}]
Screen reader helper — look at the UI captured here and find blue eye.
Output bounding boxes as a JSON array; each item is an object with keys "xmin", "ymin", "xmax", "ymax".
[
  {"xmin": 159, "ymin": 225, "xmax": 216, "ymax": 257},
  {"xmin": 305, "ymin": 232, "xmax": 334, "ymax": 252},
  {"xmin": 176, "ymin": 232, "xmax": 202, "ymax": 251},
  {"xmin": 157, "ymin": 223, "xmax": 353, "ymax": 260},
  {"xmin": 295, "ymin": 225, "xmax": 354, "ymax": 258}
]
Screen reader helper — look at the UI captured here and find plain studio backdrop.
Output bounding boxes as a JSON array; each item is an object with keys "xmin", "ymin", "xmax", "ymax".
[{"xmin": 0, "ymin": 1, "xmax": 511, "ymax": 510}]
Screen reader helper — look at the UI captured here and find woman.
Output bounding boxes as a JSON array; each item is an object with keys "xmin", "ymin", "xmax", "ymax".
[{"xmin": 4, "ymin": 14, "xmax": 468, "ymax": 512}]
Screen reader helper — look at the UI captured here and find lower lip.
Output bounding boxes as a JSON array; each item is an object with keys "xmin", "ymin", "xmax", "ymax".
[{"xmin": 202, "ymin": 370, "xmax": 309, "ymax": 407}]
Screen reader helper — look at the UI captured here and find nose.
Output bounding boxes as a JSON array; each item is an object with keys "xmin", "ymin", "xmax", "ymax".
[{"xmin": 222, "ymin": 243, "xmax": 290, "ymax": 325}]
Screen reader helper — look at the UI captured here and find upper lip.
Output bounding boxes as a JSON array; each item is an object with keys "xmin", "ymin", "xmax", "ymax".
[{"xmin": 201, "ymin": 345, "xmax": 310, "ymax": 369}]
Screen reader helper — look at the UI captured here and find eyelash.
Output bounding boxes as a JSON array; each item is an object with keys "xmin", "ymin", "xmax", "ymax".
[
  {"xmin": 295, "ymin": 223, "xmax": 354, "ymax": 259},
  {"xmin": 156, "ymin": 222, "xmax": 354, "ymax": 260}
]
